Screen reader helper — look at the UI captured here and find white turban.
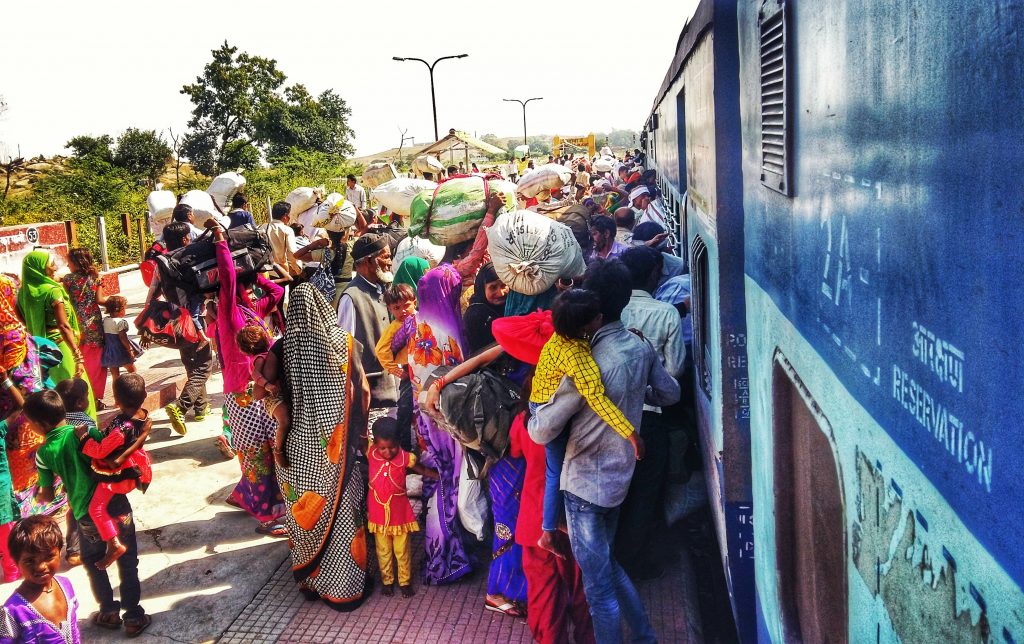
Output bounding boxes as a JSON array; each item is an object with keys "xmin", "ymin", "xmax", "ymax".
[{"xmin": 629, "ymin": 186, "xmax": 650, "ymax": 203}]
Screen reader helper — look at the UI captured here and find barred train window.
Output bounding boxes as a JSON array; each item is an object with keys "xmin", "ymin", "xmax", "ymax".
[
  {"xmin": 759, "ymin": 0, "xmax": 791, "ymax": 196},
  {"xmin": 691, "ymin": 236, "xmax": 711, "ymax": 398}
]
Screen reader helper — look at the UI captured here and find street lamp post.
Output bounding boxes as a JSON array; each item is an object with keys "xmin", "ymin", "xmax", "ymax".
[
  {"xmin": 393, "ymin": 54, "xmax": 468, "ymax": 142},
  {"xmin": 503, "ymin": 97, "xmax": 543, "ymax": 147}
]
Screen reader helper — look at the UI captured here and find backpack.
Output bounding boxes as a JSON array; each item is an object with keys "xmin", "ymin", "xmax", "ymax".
[
  {"xmin": 133, "ymin": 300, "xmax": 200, "ymax": 349},
  {"xmin": 425, "ymin": 366, "xmax": 522, "ymax": 479},
  {"xmin": 154, "ymin": 227, "xmax": 272, "ymax": 294},
  {"xmin": 140, "ymin": 240, "xmax": 167, "ymax": 287}
]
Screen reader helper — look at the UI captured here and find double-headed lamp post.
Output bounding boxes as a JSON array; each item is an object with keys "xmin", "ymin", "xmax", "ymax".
[
  {"xmin": 393, "ymin": 54, "xmax": 468, "ymax": 142},
  {"xmin": 503, "ymin": 97, "xmax": 543, "ymax": 146}
]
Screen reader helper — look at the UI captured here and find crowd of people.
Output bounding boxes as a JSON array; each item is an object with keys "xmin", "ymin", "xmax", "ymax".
[{"xmin": 0, "ymin": 147, "xmax": 699, "ymax": 644}]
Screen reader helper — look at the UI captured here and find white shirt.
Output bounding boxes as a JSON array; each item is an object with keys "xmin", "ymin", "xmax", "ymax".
[
  {"xmin": 621, "ymin": 289, "xmax": 686, "ymax": 380},
  {"xmin": 346, "ymin": 185, "xmax": 367, "ymax": 212}
]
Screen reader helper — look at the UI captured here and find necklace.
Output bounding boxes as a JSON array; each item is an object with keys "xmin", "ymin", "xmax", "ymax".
[{"xmin": 42, "ymin": 583, "xmax": 53, "ymax": 594}]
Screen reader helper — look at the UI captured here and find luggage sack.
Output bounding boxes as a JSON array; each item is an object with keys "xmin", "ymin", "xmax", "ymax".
[
  {"xmin": 154, "ymin": 227, "xmax": 272, "ymax": 294},
  {"xmin": 133, "ymin": 300, "xmax": 200, "ymax": 349},
  {"xmin": 408, "ymin": 177, "xmax": 516, "ymax": 246}
]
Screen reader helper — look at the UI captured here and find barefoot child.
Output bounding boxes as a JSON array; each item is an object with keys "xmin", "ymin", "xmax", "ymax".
[
  {"xmin": 367, "ymin": 417, "xmax": 437, "ymax": 598},
  {"xmin": 235, "ymin": 326, "xmax": 289, "ymax": 468},
  {"xmin": 529, "ymin": 289, "xmax": 642, "ymax": 557},
  {"xmin": 0, "ymin": 516, "xmax": 80, "ymax": 643},
  {"xmin": 80, "ymin": 374, "xmax": 152, "ymax": 569},
  {"xmin": 100, "ymin": 296, "xmax": 143, "ymax": 381}
]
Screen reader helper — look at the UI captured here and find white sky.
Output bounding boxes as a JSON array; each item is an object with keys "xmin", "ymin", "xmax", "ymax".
[{"xmin": 0, "ymin": 0, "xmax": 698, "ymax": 160}]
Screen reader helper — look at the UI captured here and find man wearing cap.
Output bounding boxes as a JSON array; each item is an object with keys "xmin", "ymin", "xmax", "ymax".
[
  {"xmin": 629, "ymin": 186, "xmax": 668, "ymax": 230},
  {"xmin": 337, "ymin": 233, "xmax": 398, "ymax": 412}
]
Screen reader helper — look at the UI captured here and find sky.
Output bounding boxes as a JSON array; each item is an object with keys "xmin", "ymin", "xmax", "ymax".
[{"xmin": 0, "ymin": 0, "xmax": 699, "ymax": 161}]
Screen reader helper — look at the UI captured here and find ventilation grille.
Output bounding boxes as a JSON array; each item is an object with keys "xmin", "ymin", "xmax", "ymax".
[
  {"xmin": 760, "ymin": 1, "xmax": 791, "ymax": 195},
  {"xmin": 691, "ymin": 235, "xmax": 712, "ymax": 398}
]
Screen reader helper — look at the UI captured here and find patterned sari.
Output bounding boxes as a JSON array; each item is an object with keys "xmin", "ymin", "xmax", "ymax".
[
  {"xmin": 407, "ymin": 264, "xmax": 473, "ymax": 585},
  {"xmin": 280, "ymin": 284, "xmax": 369, "ymax": 610},
  {"xmin": 487, "ymin": 454, "xmax": 528, "ymax": 604}
]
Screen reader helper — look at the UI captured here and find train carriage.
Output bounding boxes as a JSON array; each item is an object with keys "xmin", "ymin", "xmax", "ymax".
[{"xmin": 644, "ymin": 0, "xmax": 1024, "ymax": 641}]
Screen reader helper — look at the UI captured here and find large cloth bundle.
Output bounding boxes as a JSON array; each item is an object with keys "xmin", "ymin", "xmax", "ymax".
[
  {"xmin": 516, "ymin": 163, "xmax": 573, "ymax": 199},
  {"xmin": 487, "ymin": 209, "xmax": 585, "ymax": 295},
  {"xmin": 285, "ymin": 186, "xmax": 324, "ymax": 216},
  {"xmin": 393, "ymin": 235, "xmax": 445, "ymax": 267},
  {"xmin": 147, "ymin": 190, "xmax": 177, "ymax": 236},
  {"xmin": 408, "ymin": 177, "xmax": 516, "ymax": 246},
  {"xmin": 154, "ymin": 227, "xmax": 272, "ymax": 294},
  {"xmin": 207, "ymin": 172, "xmax": 246, "ymax": 211},
  {"xmin": 413, "ymin": 155, "xmax": 444, "ymax": 177},
  {"xmin": 362, "ymin": 161, "xmax": 398, "ymax": 189},
  {"xmin": 320, "ymin": 192, "xmax": 358, "ymax": 233},
  {"xmin": 179, "ymin": 190, "xmax": 227, "ymax": 228},
  {"xmin": 592, "ymin": 156, "xmax": 616, "ymax": 173},
  {"xmin": 371, "ymin": 178, "xmax": 437, "ymax": 218},
  {"xmin": 600, "ymin": 146, "xmax": 614, "ymax": 157}
]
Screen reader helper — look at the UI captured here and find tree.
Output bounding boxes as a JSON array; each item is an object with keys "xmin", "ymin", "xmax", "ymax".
[
  {"xmin": 113, "ymin": 128, "xmax": 172, "ymax": 189},
  {"xmin": 180, "ymin": 41, "xmax": 285, "ymax": 174},
  {"xmin": 256, "ymin": 85, "xmax": 354, "ymax": 160},
  {"xmin": 66, "ymin": 135, "xmax": 114, "ymax": 163}
]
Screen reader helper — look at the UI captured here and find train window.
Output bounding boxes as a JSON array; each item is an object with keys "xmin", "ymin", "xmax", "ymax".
[
  {"xmin": 759, "ymin": 0, "xmax": 792, "ymax": 196},
  {"xmin": 691, "ymin": 236, "xmax": 711, "ymax": 397},
  {"xmin": 772, "ymin": 354, "xmax": 847, "ymax": 643}
]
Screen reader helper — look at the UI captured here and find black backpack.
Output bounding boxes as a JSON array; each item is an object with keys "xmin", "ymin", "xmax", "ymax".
[
  {"xmin": 154, "ymin": 227, "xmax": 272, "ymax": 294},
  {"xmin": 425, "ymin": 366, "xmax": 522, "ymax": 479}
]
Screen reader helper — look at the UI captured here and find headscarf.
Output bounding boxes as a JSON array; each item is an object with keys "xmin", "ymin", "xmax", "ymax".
[
  {"xmin": 463, "ymin": 263, "xmax": 506, "ymax": 354},
  {"xmin": 393, "ymin": 257, "xmax": 430, "ymax": 297},
  {"xmin": 17, "ymin": 250, "xmax": 79, "ymax": 339}
]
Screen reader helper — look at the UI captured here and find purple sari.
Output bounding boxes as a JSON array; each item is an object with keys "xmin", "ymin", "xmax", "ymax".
[{"xmin": 405, "ymin": 265, "xmax": 472, "ymax": 585}]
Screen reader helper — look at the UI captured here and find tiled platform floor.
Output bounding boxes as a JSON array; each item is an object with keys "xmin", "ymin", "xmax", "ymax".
[{"xmin": 221, "ymin": 511, "xmax": 703, "ymax": 644}]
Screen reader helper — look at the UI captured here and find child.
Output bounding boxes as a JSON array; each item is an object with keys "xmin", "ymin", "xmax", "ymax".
[
  {"xmin": 529, "ymin": 289, "xmax": 641, "ymax": 557},
  {"xmin": 0, "ymin": 516, "xmax": 80, "ymax": 643},
  {"xmin": 80, "ymin": 374, "xmax": 152, "ymax": 569},
  {"xmin": 375, "ymin": 284, "xmax": 416, "ymax": 451},
  {"xmin": 235, "ymin": 326, "xmax": 289, "ymax": 468},
  {"xmin": 100, "ymin": 296, "xmax": 143, "ymax": 381},
  {"xmin": 367, "ymin": 417, "xmax": 437, "ymax": 598}
]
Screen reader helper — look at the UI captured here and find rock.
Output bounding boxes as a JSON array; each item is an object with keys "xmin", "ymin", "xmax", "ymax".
[{"xmin": 25, "ymin": 163, "xmax": 52, "ymax": 172}]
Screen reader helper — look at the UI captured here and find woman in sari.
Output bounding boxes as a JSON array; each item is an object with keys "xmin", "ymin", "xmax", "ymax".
[
  {"xmin": 16, "ymin": 250, "xmax": 95, "ymax": 418},
  {"xmin": 61, "ymin": 248, "xmax": 108, "ymax": 401},
  {"xmin": 393, "ymin": 257, "xmax": 429, "ymax": 298},
  {"xmin": 280, "ymin": 283, "xmax": 371, "ymax": 609},
  {"xmin": 406, "ymin": 264, "xmax": 473, "ymax": 585}
]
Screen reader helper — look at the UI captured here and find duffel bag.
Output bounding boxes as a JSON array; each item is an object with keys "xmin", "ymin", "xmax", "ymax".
[
  {"xmin": 133, "ymin": 300, "xmax": 200, "ymax": 349},
  {"xmin": 154, "ymin": 226, "xmax": 272, "ymax": 294}
]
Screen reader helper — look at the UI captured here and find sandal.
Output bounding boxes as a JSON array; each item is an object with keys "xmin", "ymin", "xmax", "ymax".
[
  {"xmin": 255, "ymin": 522, "xmax": 288, "ymax": 537},
  {"xmin": 123, "ymin": 614, "xmax": 152, "ymax": 638},
  {"xmin": 92, "ymin": 611, "xmax": 122, "ymax": 630},
  {"xmin": 485, "ymin": 598, "xmax": 526, "ymax": 618}
]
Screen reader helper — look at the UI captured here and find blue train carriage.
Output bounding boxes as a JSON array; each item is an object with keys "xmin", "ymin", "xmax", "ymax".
[
  {"xmin": 736, "ymin": 0, "xmax": 1024, "ymax": 642},
  {"xmin": 644, "ymin": 1, "xmax": 757, "ymax": 640}
]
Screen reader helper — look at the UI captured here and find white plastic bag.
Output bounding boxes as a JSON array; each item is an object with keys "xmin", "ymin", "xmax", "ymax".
[
  {"xmin": 592, "ymin": 156, "xmax": 615, "ymax": 173},
  {"xmin": 393, "ymin": 235, "xmax": 446, "ymax": 268},
  {"xmin": 207, "ymin": 172, "xmax": 246, "ymax": 210},
  {"xmin": 179, "ymin": 190, "xmax": 226, "ymax": 228},
  {"xmin": 457, "ymin": 452, "xmax": 489, "ymax": 541},
  {"xmin": 371, "ymin": 178, "xmax": 437, "ymax": 217},
  {"xmin": 324, "ymin": 199, "xmax": 357, "ymax": 233},
  {"xmin": 413, "ymin": 155, "xmax": 445, "ymax": 177},
  {"xmin": 285, "ymin": 186, "xmax": 325, "ymax": 216},
  {"xmin": 487, "ymin": 209, "xmax": 584, "ymax": 295},
  {"xmin": 516, "ymin": 163, "xmax": 572, "ymax": 199},
  {"xmin": 146, "ymin": 190, "xmax": 176, "ymax": 235}
]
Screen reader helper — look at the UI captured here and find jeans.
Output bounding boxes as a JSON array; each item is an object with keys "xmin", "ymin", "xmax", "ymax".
[
  {"xmin": 541, "ymin": 421, "xmax": 568, "ymax": 533},
  {"xmin": 78, "ymin": 496, "xmax": 145, "ymax": 619},
  {"xmin": 564, "ymin": 491, "xmax": 656, "ymax": 644},
  {"xmin": 177, "ymin": 341, "xmax": 213, "ymax": 413}
]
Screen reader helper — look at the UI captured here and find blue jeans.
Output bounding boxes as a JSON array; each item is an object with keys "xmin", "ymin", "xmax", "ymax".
[
  {"xmin": 564, "ymin": 491, "xmax": 656, "ymax": 644},
  {"xmin": 539, "ymin": 410, "xmax": 568, "ymax": 532}
]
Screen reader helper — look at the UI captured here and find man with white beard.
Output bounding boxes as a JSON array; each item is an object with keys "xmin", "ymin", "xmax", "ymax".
[{"xmin": 337, "ymin": 233, "xmax": 398, "ymax": 414}]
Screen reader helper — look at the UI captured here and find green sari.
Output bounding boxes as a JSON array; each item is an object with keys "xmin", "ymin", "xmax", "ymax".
[{"xmin": 17, "ymin": 251, "xmax": 96, "ymax": 419}]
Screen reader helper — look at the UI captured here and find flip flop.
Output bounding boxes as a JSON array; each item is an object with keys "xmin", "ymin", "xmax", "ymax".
[{"xmin": 485, "ymin": 599, "xmax": 526, "ymax": 618}]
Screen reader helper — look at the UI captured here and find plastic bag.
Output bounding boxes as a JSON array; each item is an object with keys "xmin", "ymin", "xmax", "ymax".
[
  {"xmin": 393, "ymin": 235, "xmax": 445, "ymax": 268},
  {"xmin": 285, "ymin": 186, "xmax": 324, "ymax": 216},
  {"xmin": 408, "ymin": 177, "xmax": 516, "ymax": 246},
  {"xmin": 516, "ymin": 163, "xmax": 573, "ymax": 199},
  {"xmin": 371, "ymin": 178, "xmax": 438, "ymax": 218},
  {"xmin": 413, "ymin": 154, "xmax": 445, "ymax": 177},
  {"xmin": 207, "ymin": 172, "xmax": 246, "ymax": 210},
  {"xmin": 457, "ymin": 453, "xmax": 490, "ymax": 541},
  {"xmin": 487, "ymin": 209, "xmax": 584, "ymax": 295},
  {"xmin": 146, "ymin": 190, "xmax": 176, "ymax": 236},
  {"xmin": 179, "ymin": 190, "xmax": 227, "ymax": 228}
]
